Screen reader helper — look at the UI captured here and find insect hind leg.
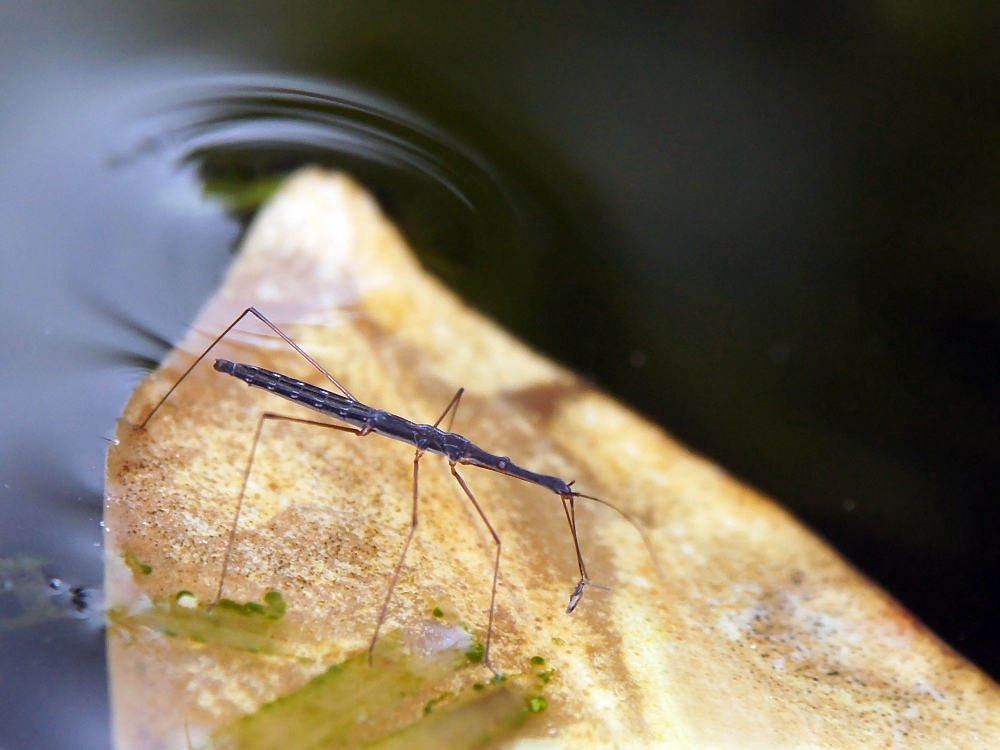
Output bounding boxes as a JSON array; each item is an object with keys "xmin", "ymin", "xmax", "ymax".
[
  {"xmin": 449, "ymin": 462, "xmax": 502, "ymax": 677},
  {"xmin": 212, "ymin": 412, "xmax": 365, "ymax": 610},
  {"xmin": 369, "ymin": 448, "xmax": 424, "ymax": 666}
]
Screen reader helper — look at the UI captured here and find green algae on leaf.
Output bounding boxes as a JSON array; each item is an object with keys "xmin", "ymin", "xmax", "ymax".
[
  {"xmin": 423, "ymin": 692, "xmax": 454, "ymax": 715},
  {"xmin": 122, "ymin": 552, "xmax": 152, "ymax": 577},
  {"xmin": 464, "ymin": 640, "xmax": 485, "ymax": 664},
  {"xmin": 531, "ymin": 656, "xmax": 556, "ymax": 686},
  {"xmin": 217, "ymin": 590, "xmax": 286, "ymax": 620},
  {"xmin": 527, "ymin": 696, "xmax": 548, "ymax": 713},
  {"xmin": 111, "ymin": 591, "xmax": 289, "ymax": 654}
]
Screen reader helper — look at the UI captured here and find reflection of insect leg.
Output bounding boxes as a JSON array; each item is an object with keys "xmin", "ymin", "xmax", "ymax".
[
  {"xmin": 213, "ymin": 413, "xmax": 366, "ymax": 608},
  {"xmin": 368, "ymin": 389, "xmax": 467, "ymax": 665}
]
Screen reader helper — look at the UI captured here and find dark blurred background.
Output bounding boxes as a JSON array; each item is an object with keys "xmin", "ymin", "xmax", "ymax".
[{"xmin": 2, "ymin": 2, "xmax": 1000, "ymax": 748}]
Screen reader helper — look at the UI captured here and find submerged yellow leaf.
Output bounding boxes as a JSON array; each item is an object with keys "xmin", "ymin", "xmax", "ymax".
[{"xmin": 105, "ymin": 168, "xmax": 1000, "ymax": 748}]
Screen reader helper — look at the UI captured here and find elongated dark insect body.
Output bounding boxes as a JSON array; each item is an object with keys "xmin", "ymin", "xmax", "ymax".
[
  {"xmin": 139, "ymin": 307, "xmax": 659, "ymax": 674},
  {"xmin": 214, "ymin": 359, "xmax": 574, "ymax": 495}
]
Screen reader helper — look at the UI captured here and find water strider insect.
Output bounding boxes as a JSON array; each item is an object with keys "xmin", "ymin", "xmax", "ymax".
[{"xmin": 136, "ymin": 307, "xmax": 658, "ymax": 673}]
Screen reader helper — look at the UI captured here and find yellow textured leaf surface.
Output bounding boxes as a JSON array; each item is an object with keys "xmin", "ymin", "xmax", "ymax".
[{"xmin": 105, "ymin": 168, "xmax": 1000, "ymax": 748}]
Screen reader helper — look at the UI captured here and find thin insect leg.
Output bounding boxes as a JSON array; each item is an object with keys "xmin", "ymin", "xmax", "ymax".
[
  {"xmin": 561, "ymin": 495, "xmax": 589, "ymax": 581},
  {"xmin": 444, "ymin": 389, "xmax": 463, "ymax": 433},
  {"xmin": 449, "ymin": 463, "xmax": 502, "ymax": 677},
  {"xmin": 212, "ymin": 412, "xmax": 365, "ymax": 609},
  {"xmin": 138, "ymin": 306, "xmax": 354, "ymax": 428},
  {"xmin": 432, "ymin": 387, "xmax": 465, "ymax": 430},
  {"xmin": 570, "ymin": 491, "xmax": 666, "ymax": 584},
  {"xmin": 561, "ymin": 495, "xmax": 591, "ymax": 614},
  {"xmin": 241, "ymin": 307, "xmax": 355, "ymax": 400},
  {"xmin": 369, "ymin": 448, "xmax": 424, "ymax": 666},
  {"xmin": 560, "ymin": 495, "xmax": 612, "ymax": 614},
  {"xmin": 565, "ymin": 496, "xmax": 609, "ymax": 592}
]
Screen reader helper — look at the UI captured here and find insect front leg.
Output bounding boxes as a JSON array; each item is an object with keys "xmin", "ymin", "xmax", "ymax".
[
  {"xmin": 136, "ymin": 306, "xmax": 355, "ymax": 429},
  {"xmin": 561, "ymin": 494, "xmax": 591, "ymax": 614}
]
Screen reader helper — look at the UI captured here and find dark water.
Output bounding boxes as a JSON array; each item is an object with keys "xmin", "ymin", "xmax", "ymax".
[{"xmin": 3, "ymin": 3, "xmax": 1000, "ymax": 748}]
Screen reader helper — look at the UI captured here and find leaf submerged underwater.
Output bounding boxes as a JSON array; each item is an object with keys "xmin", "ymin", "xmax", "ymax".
[
  {"xmin": 105, "ymin": 168, "xmax": 1000, "ymax": 748},
  {"xmin": 211, "ymin": 634, "xmax": 545, "ymax": 750}
]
